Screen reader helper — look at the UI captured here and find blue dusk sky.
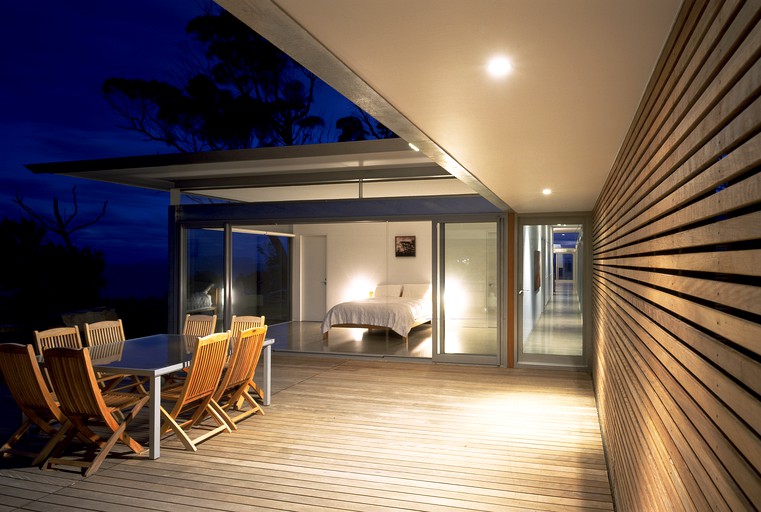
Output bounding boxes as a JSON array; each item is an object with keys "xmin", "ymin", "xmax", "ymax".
[{"xmin": 0, "ymin": 2, "xmax": 357, "ymax": 270}]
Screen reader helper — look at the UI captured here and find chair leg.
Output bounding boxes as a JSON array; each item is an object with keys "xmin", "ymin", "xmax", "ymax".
[
  {"xmin": 228, "ymin": 385, "xmax": 264, "ymax": 416},
  {"xmin": 39, "ymin": 397, "xmax": 149, "ymax": 475},
  {"xmin": 250, "ymin": 380, "xmax": 264, "ymax": 401},
  {"xmin": 0, "ymin": 418, "xmax": 33, "ymax": 457},
  {"xmin": 232, "ymin": 390, "xmax": 264, "ymax": 424},
  {"xmin": 2, "ymin": 408, "xmax": 66, "ymax": 459},
  {"xmin": 84, "ymin": 420, "xmax": 129, "ymax": 477},
  {"xmin": 160, "ymin": 406, "xmax": 197, "ymax": 452},
  {"xmin": 110, "ymin": 395, "xmax": 149, "ymax": 454},
  {"xmin": 35, "ymin": 420, "xmax": 77, "ymax": 468},
  {"xmin": 242, "ymin": 390, "xmax": 264, "ymax": 415},
  {"xmin": 186, "ymin": 401, "xmax": 232, "ymax": 446},
  {"xmin": 208, "ymin": 399, "xmax": 236, "ymax": 431}
]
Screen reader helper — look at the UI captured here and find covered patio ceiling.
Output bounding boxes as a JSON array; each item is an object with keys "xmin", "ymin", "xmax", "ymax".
[{"xmin": 216, "ymin": 0, "xmax": 682, "ymax": 213}]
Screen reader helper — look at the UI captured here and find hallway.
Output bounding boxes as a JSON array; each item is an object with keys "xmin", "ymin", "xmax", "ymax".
[{"xmin": 523, "ymin": 281, "xmax": 583, "ymax": 357}]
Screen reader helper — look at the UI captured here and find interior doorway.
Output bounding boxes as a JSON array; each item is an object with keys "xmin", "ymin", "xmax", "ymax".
[
  {"xmin": 517, "ymin": 218, "xmax": 589, "ymax": 368},
  {"xmin": 301, "ymin": 235, "xmax": 327, "ymax": 321}
]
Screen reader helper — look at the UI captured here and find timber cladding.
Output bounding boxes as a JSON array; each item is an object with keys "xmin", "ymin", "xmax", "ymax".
[{"xmin": 591, "ymin": 1, "xmax": 761, "ymax": 511}]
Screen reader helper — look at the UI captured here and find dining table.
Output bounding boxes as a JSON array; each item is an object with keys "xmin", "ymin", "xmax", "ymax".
[{"xmin": 87, "ymin": 333, "xmax": 274, "ymax": 459}]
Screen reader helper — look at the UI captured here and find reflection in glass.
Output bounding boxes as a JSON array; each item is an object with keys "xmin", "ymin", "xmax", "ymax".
[
  {"xmin": 232, "ymin": 231, "xmax": 291, "ymax": 324},
  {"xmin": 185, "ymin": 228, "xmax": 224, "ymax": 332},
  {"xmin": 442, "ymin": 222, "xmax": 498, "ymax": 356}
]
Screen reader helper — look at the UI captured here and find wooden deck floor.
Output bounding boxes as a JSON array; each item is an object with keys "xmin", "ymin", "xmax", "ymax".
[{"xmin": 0, "ymin": 355, "xmax": 613, "ymax": 511}]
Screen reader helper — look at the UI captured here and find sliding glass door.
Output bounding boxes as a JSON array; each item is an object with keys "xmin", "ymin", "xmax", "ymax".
[
  {"xmin": 182, "ymin": 226, "xmax": 292, "ymax": 333},
  {"xmin": 433, "ymin": 221, "xmax": 501, "ymax": 365},
  {"xmin": 183, "ymin": 227, "xmax": 225, "ymax": 333},
  {"xmin": 231, "ymin": 229, "xmax": 291, "ymax": 324}
]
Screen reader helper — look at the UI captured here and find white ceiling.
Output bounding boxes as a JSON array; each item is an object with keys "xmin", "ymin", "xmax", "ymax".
[{"xmin": 217, "ymin": 0, "xmax": 681, "ymax": 213}]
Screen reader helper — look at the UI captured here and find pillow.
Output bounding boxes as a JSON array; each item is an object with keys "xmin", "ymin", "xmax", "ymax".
[
  {"xmin": 374, "ymin": 284, "xmax": 402, "ymax": 297},
  {"xmin": 402, "ymin": 283, "xmax": 431, "ymax": 299}
]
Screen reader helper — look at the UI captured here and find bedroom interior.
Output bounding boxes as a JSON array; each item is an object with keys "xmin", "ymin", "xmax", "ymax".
[
  {"xmin": 183, "ymin": 218, "xmax": 502, "ymax": 361},
  {"xmin": 291, "ymin": 219, "xmax": 499, "ymax": 362}
]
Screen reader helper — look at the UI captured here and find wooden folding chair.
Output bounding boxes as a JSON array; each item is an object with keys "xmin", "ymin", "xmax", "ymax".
[
  {"xmin": 33, "ymin": 326, "xmax": 82, "ymax": 354},
  {"xmin": 0, "ymin": 344, "xmax": 68, "ymax": 462},
  {"xmin": 229, "ymin": 315, "xmax": 266, "ymax": 398},
  {"xmin": 32, "ymin": 326, "xmax": 82, "ymax": 389},
  {"xmin": 37, "ymin": 347, "xmax": 149, "ymax": 477},
  {"xmin": 84, "ymin": 319, "xmax": 145, "ymax": 394},
  {"xmin": 164, "ymin": 314, "xmax": 218, "ymax": 385},
  {"xmin": 83, "ymin": 319, "xmax": 125, "ymax": 346},
  {"xmin": 160, "ymin": 331, "xmax": 232, "ymax": 451},
  {"xmin": 230, "ymin": 315, "xmax": 265, "ymax": 340},
  {"xmin": 182, "ymin": 314, "xmax": 217, "ymax": 337},
  {"xmin": 212, "ymin": 326, "xmax": 267, "ymax": 426}
]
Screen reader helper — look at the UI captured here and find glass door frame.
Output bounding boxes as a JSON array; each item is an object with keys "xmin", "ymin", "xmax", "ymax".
[
  {"xmin": 516, "ymin": 213, "xmax": 592, "ymax": 369},
  {"xmin": 173, "ymin": 222, "xmax": 229, "ymax": 334},
  {"xmin": 432, "ymin": 215, "xmax": 507, "ymax": 366}
]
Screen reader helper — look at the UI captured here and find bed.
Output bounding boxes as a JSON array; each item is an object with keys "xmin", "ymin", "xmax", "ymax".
[
  {"xmin": 187, "ymin": 283, "xmax": 218, "ymax": 315},
  {"xmin": 321, "ymin": 284, "xmax": 432, "ymax": 343}
]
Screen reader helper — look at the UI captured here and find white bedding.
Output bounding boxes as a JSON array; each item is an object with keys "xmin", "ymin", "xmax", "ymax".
[{"xmin": 321, "ymin": 296, "xmax": 432, "ymax": 338}]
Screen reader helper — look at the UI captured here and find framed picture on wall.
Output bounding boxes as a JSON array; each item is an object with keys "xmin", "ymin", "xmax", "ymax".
[{"xmin": 395, "ymin": 236, "xmax": 416, "ymax": 257}]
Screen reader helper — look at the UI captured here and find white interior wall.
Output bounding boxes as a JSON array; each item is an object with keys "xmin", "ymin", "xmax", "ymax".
[
  {"xmin": 521, "ymin": 224, "xmax": 541, "ymax": 340},
  {"xmin": 293, "ymin": 221, "xmax": 432, "ymax": 315},
  {"xmin": 543, "ymin": 225, "xmax": 554, "ymax": 307}
]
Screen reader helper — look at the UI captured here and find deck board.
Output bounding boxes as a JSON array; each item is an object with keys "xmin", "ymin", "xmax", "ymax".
[{"xmin": 0, "ymin": 354, "xmax": 612, "ymax": 511}]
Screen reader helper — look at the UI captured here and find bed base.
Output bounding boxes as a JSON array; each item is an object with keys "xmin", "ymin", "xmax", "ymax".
[{"xmin": 322, "ymin": 318, "xmax": 431, "ymax": 344}]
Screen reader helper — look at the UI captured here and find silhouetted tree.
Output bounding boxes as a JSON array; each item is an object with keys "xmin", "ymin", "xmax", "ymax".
[
  {"xmin": 103, "ymin": 6, "xmax": 394, "ymax": 151},
  {"xmin": 13, "ymin": 187, "xmax": 107, "ymax": 252},
  {"xmin": 337, "ymin": 109, "xmax": 396, "ymax": 142},
  {"xmin": 103, "ymin": 8, "xmax": 324, "ymax": 151}
]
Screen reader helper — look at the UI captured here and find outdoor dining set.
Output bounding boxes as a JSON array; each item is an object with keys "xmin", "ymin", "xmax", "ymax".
[{"xmin": 0, "ymin": 314, "xmax": 269, "ymax": 477}]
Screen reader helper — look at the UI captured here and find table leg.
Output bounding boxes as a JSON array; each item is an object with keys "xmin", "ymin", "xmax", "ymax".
[
  {"xmin": 148, "ymin": 375, "xmax": 161, "ymax": 459},
  {"xmin": 262, "ymin": 344, "xmax": 271, "ymax": 406}
]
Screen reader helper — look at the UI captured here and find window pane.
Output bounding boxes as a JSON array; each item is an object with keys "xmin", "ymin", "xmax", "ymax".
[
  {"xmin": 185, "ymin": 228, "xmax": 224, "ymax": 331},
  {"xmin": 232, "ymin": 231, "xmax": 291, "ymax": 324},
  {"xmin": 442, "ymin": 222, "xmax": 498, "ymax": 356}
]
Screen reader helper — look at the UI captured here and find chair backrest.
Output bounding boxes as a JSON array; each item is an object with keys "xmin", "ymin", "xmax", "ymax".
[
  {"xmin": 0, "ymin": 343, "xmax": 64, "ymax": 423},
  {"xmin": 33, "ymin": 326, "xmax": 82, "ymax": 355},
  {"xmin": 43, "ymin": 347, "xmax": 109, "ymax": 419},
  {"xmin": 230, "ymin": 315, "xmax": 266, "ymax": 340},
  {"xmin": 215, "ymin": 326, "xmax": 267, "ymax": 400},
  {"xmin": 181, "ymin": 331, "xmax": 230, "ymax": 405},
  {"xmin": 183, "ymin": 314, "xmax": 217, "ymax": 337},
  {"xmin": 84, "ymin": 319, "xmax": 125, "ymax": 347}
]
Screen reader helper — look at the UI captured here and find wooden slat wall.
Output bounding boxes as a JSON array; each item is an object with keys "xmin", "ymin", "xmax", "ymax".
[{"xmin": 591, "ymin": 1, "xmax": 761, "ymax": 511}]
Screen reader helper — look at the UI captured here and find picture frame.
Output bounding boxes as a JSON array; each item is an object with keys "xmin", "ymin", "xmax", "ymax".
[{"xmin": 395, "ymin": 236, "xmax": 416, "ymax": 257}]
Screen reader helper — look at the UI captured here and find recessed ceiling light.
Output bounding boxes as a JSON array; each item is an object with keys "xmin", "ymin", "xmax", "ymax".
[
  {"xmin": 487, "ymin": 56, "xmax": 512, "ymax": 77},
  {"xmin": 408, "ymin": 143, "xmax": 420, "ymax": 152},
  {"xmin": 542, "ymin": 188, "xmax": 552, "ymax": 195}
]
